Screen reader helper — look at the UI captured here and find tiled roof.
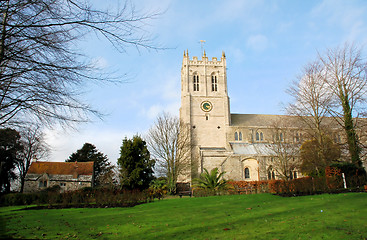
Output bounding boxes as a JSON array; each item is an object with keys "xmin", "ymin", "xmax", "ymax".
[
  {"xmin": 27, "ymin": 161, "xmax": 94, "ymax": 176},
  {"xmin": 230, "ymin": 114, "xmax": 342, "ymax": 128}
]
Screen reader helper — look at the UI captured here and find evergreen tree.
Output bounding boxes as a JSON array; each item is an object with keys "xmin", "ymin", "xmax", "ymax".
[
  {"xmin": 0, "ymin": 128, "xmax": 22, "ymax": 193},
  {"xmin": 66, "ymin": 143, "xmax": 112, "ymax": 186},
  {"xmin": 117, "ymin": 135, "xmax": 155, "ymax": 190}
]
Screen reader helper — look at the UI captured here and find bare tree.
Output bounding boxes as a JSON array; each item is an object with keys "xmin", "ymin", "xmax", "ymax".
[
  {"xmin": 17, "ymin": 125, "xmax": 50, "ymax": 192},
  {"xmin": 320, "ymin": 43, "xmax": 367, "ymax": 167},
  {"xmin": 286, "ymin": 60, "xmax": 334, "ymax": 167},
  {"xmin": 0, "ymin": 0, "xmax": 161, "ymax": 127},
  {"xmin": 97, "ymin": 165, "xmax": 120, "ymax": 187},
  {"xmin": 269, "ymin": 118, "xmax": 300, "ymax": 180},
  {"xmin": 146, "ymin": 112, "xmax": 191, "ymax": 194}
]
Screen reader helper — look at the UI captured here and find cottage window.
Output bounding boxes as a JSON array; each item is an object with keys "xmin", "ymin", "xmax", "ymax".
[
  {"xmin": 39, "ymin": 180, "xmax": 47, "ymax": 187},
  {"xmin": 244, "ymin": 168, "xmax": 250, "ymax": 179},
  {"xmin": 60, "ymin": 182, "xmax": 66, "ymax": 187}
]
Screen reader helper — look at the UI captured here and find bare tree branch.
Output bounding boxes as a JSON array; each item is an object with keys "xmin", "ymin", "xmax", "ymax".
[
  {"xmin": 320, "ymin": 43, "xmax": 367, "ymax": 166},
  {"xmin": 146, "ymin": 112, "xmax": 191, "ymax": 194},
  {"xmin": 0, "ymin": 0, "xmax": 163, "ymax": 127}
]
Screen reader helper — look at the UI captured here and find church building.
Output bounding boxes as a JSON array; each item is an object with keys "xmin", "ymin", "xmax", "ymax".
[{"xmin": 178, "ymin": 51, "xmax": 356, "ymax": 183}]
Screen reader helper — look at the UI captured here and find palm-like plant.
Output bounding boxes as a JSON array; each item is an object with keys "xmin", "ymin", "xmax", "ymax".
[{"xmin": 193, "ymin": 168, "xmax": 228, "ymax": 194}]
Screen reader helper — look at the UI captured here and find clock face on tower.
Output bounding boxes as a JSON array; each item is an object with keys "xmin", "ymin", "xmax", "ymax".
[{"xmin": 201, "ymin": 101, "xmax": 213, "ymax": 112}]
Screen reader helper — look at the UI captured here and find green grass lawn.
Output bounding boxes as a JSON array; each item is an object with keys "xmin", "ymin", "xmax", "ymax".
[{"xmin": 1, "ymin": 193, "xmax": 367, "ymax": 239}]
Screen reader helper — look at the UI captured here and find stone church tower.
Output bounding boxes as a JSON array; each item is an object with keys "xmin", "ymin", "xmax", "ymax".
[{"xmin": 179, "ymin": 50, "xmax": 231, "ymax": 181}]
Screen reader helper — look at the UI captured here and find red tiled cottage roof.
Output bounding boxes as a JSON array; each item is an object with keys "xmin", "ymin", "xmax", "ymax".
[{"xmin": 27, "ymin": 162, "xmax": 94, "ymax": 176}]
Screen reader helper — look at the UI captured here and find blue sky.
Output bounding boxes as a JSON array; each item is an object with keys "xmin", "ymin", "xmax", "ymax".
[{"xmin": 45, "ymin": 0, "xmax": 367, "ymax": 165}]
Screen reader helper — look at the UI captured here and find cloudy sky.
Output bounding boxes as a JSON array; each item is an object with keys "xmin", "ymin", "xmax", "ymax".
[{"xmin": 44, "ymin": 0, "xmax": 367, "ymax": 165}]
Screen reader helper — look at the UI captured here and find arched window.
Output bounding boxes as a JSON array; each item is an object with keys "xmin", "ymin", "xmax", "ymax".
[
  {"xmin": 193, "ymin": 75, "xmax": 199, "ymax": 91},
  {"xmin": 235, "ymin": 132, "xmax": 238, "ymax": 141},
  {"xmin": 295, "ymin": 132, "xmax": 302, "ymax": 142},
  {"xmin": 334, "ymin": 134, "xmax": 341, "ymax": 143},
  {"xmin": 244, "ymin": 168, "xmax": 250, "ymax": 179},
  {"xmin": 268, "ymin": 168, "xmax": 276, "ymax": 180},
  {"xmin": 280, "ymin": 132, "xmax": 284, "ymax": 142},
  {"xmin": 256, "ymin": 131, "xmax": 263, "ymax": 141},
  {"xmin": 211, "ymin": 75, "xmax": 217, "ymax": 91},
  {"xmin": 239, "ymin": 132, "xmax": 242, "ymax": 141}
]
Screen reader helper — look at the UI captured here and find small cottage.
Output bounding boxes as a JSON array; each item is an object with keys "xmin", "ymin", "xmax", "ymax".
[{"xmin": 23, "ymin": 161, "xmax": 94, "ymax": 192}]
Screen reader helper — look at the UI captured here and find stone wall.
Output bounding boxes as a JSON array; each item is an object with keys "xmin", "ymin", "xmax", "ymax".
[{"xmin": 24, "ymin": 173, "xmax": 93, "ymax": 193}]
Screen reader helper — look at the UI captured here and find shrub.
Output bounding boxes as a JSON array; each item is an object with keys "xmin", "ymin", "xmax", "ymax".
[
  {"xmin": 329, "ymin": 163, "xmax": 367, "ymax": 188},
  {"xmin": 193, "ymin": 168, "xmax": 228, "ymax": 196},
  {"xmin": 0, "ymin": 187, "xmax": 151, "ymax": 207},
  {"xmin": 149, "ymin": 179, "xmax": 167, "ymax": 200}
]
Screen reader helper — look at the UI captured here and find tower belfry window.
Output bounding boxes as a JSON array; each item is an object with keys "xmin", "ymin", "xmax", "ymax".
[
  {"xmin": 193, "ymin": 75, "xmax": 199, "ymax": 91},
  {"xmin": 211, "ymin": 75, "xmax": 217, "ymax": 91}
]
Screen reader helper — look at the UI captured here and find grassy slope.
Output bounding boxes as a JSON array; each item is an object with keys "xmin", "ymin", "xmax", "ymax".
[{"xmin": 1, "ymin": 193, "xmax": 367, "ymax": 239}]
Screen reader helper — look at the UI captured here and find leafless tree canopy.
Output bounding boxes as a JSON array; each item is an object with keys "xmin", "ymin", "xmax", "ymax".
[
  {"xmin": 320, "ymin": 43, "xmax": 367, "ymax": 166},
  {"xmin": 146, "ymin": 112, "xmax": 191, "ymax": 193},
  {"xmin": 269, "ymin": 118, "xmax": 300, "ymax": 180},
  {"xmin": 287, "ymin": 60, "xmax": 332, "ymax": 136},
  {"xmin": 0, "ymin": 0, "xmax": 161, "ymax": 127},
  {"xmin": 17, "ymin": 125, "xmax": 50, "ymax": 192},
  {"xmin": 287, "ymin": 43, "xmax": 367, "ymax": 166},
  {"xmin": 321, "ymin": 43, "xmax": 367, "ymax": 119}
]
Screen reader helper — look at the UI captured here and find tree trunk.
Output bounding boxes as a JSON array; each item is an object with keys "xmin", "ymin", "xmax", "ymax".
[{"xmin": 340, "ymin": 86, "xmax": 361, "ymax": 167}]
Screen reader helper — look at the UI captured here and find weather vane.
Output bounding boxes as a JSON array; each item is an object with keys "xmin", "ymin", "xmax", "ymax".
[{"xmin": 199, "ymin": 40, "xmax": 206, "ymax": 56}]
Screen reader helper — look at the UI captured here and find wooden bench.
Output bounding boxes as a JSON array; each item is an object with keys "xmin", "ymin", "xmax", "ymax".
[{"xmin": 178, "ymin": 190, "xmax": 192, "ymax": 198}]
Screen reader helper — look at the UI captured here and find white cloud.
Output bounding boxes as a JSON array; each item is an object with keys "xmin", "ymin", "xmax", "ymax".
[
  {"xmin": 311, "ymin": 0, "xmax": 367, "ymax": 43},
  {"xmin": 44, "ymin": 126, "xmax": 134, "ymax": 166},
  {"xmin": 226, "ymin": 47, "xmax": 245, "ymax": 63},
  {"xmin": 246, "ymin": 34, "xmax": 269, "ymax": 52},
  {"xmin": 141, "ymin": 99, "xmax": 180, "ymax": 121},
  {"xmin": 146, "ymin": 104, "xmax": 164, "ymax": 119}
]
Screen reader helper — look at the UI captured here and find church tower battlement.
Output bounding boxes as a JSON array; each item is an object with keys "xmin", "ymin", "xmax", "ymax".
[{"xmin": 181, "ymin": 50, "xmax": 228, "ymax": 98}]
